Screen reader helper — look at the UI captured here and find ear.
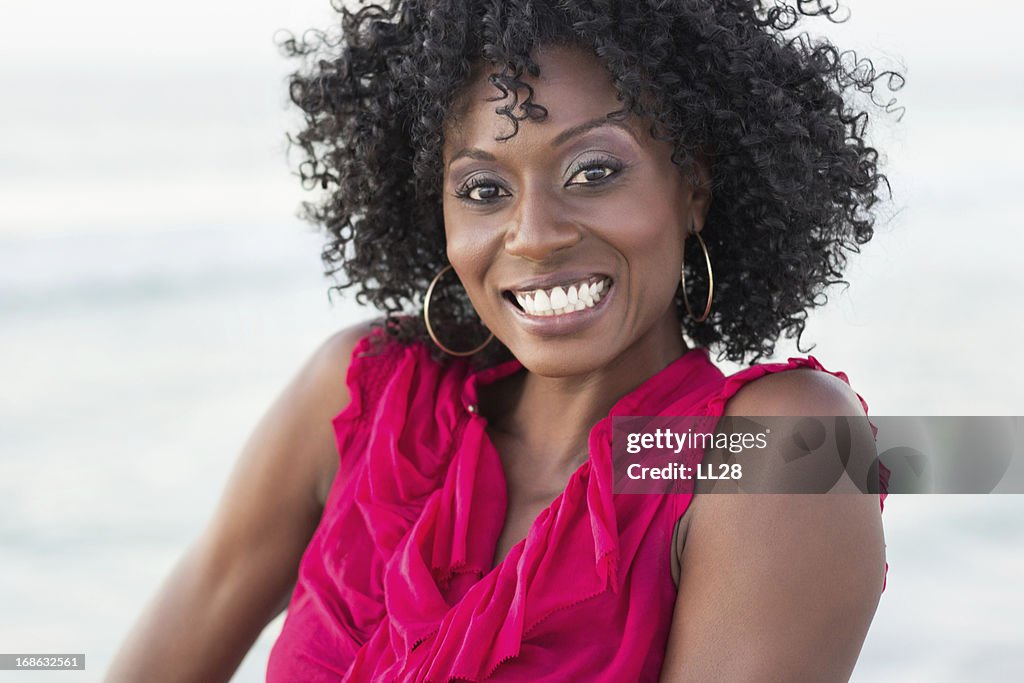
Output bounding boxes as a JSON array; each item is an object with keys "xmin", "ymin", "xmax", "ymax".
[{"xmin": 687, "ymin": 150, "xmax": 713, "ymax": 235}]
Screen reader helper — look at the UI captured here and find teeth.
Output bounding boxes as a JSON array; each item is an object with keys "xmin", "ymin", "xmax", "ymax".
[
  {"xmin": 550, "ymin": 286, "xmax": 568, "ymax": 309},
  {"xmin": 511, "ymin": 276, "xmax": 612, "ymax": 318},
  {"xmin": 533, "ymin": 289, "xmax": 552, "ymax": 313}
]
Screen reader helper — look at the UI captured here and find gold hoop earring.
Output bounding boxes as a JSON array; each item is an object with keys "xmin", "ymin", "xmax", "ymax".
[
  {"xmin": 423, "ymin": 264, "xmax": 495, "ymax": 357},
  {"xmin": 681, "ymin": 231, "xmax": 714, "ymax": 323}
]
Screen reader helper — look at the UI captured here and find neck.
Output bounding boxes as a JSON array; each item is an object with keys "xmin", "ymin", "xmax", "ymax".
[{"xmin": 481, "ymin": 312, "xmax": 688, "ymax": 473}]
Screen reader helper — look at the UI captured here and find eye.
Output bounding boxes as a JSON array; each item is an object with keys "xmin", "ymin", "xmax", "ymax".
[
  {"xmin": 566, "ymin": 155, "xmax": 623, "ymax": 187},
  {"xmin": 453, "ymin": 176, "xmax": 509, "ymax": 204}
]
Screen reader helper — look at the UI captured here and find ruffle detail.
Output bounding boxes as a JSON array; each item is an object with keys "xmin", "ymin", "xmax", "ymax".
[
  {"xmin": 346, "ymin": 346, "xmax": 719, "ymax": 682},
  {"xmin": 269, "ymin": 342, "xmax": 892, "ymax": 682},
  {"xmin": 280, "ymin": 332, "xmax": 480, "ymax": 671}
]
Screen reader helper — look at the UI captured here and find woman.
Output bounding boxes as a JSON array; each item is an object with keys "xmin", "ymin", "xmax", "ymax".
[{"xmin": 106, "ymin": 1, "xmax": 898, "ymax": 681}]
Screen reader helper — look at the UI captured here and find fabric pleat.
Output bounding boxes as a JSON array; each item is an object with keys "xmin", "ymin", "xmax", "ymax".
[{"xmin": 267, "ymin": 328, "xmax": 889, "ymax": 682}]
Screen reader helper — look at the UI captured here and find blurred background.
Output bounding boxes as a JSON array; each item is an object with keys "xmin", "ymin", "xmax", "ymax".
[{"xmin": 1, "ymin": 1, "xmax": 1022, "ymax": 680}]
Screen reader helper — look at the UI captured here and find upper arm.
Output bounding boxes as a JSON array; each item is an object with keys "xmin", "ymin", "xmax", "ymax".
[
  {"xmin": 191, "ymin": 318, "xmax": 378, "ymax": 617},
  {"xmin": 660, "ymin": 369, "xmax": 887, "ymax": 682}
]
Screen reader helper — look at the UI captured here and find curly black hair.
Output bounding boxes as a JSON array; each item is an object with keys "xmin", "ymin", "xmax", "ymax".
[{"xmin": 279, "ymin": 0, "xmax": 904, "ymax": 367}]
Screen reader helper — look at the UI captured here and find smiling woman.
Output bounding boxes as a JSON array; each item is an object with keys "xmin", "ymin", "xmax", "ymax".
[
  {"xmin": 442, "ymin": 44, "xmax": 708, "ymax": 375},
  {"xmin": 105, "ymin": 1, "xmax": 901, "ymax": 682}
]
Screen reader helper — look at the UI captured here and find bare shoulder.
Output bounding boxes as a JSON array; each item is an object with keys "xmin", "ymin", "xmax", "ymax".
[
  {"xmin": 723, "ymin": 365, "xmax": 867, "ymax": 418},
  {"xmin": 313, "ymin": 318, "xmax": 381, "ymax": 375},
  {"xmin": 661, "ymin": 362, "xmax": 885, "ymax": 681},
  {"xmin": 217, "ymin": 316, "xmax": 382, "ymax": 559},
  {"xmin": 671, "ymin": 365, "xmax": 870, "ymax": 583},
  {"xmin": 689, "ymin": 363, "xmax": 875, "ymax": 508},
  {"xmin": 305, "ymin": 319, "xmax": 381, "ymax": 403},
  {"xmin": 299, "ymin": 318, "xmax": 381, "ymax": 505}
]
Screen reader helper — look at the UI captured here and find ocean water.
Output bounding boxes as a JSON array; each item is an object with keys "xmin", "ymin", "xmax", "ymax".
[
  {"xmin": 0, "ymin": 223, "xmax": 362, "ymax": 681},
  {"xmin": 2, "ymin": 1, "xmax": 1024, "ymax": 680}
]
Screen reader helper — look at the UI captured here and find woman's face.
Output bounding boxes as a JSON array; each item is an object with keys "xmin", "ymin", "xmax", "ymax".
[{"xmin": 441, "ymin": 44, "xmax": 711, "ymax": 376}]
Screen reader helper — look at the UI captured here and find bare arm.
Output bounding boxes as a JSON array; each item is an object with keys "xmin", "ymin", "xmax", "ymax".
[
  {"xmin": 104, "ymin": 319, "xmax": 377, "ymax": 683},
  {"xmin": 660, "ymin": 369, "xmax": 887, "ymax": 682}
]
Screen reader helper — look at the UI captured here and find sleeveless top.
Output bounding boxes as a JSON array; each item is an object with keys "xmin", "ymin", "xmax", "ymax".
[{"xmin": 266, "ymin": 327, "xmax": 890, "ymax": 682}]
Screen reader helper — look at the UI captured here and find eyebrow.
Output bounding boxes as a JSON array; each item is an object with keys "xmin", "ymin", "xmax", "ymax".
[{"xmin": 446, "ymin": 115, "xmax": 639, "ymax": 169}]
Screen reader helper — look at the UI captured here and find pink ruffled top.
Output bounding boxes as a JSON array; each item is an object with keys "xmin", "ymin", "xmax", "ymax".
[{"xmin": 266, "ymin": 328, "xmax": 889, "ymax": 682}]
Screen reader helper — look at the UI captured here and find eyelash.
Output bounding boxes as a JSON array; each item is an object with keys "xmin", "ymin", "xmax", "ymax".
[
  {"xmin": 453, "ymin": 176, "xmax": 506, "ymax": 203},
  {"xmin": 453, "ymin": 155, "xmax": 624, "ymax": 204},
  {"xmin": 566, "ymin": 154, "xmax": 624, "ymax": 187}
]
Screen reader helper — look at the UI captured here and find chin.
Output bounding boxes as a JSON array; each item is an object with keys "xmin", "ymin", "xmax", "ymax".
[{"xmin": 506, "ymin": 340, "xmax": 614, "ymax": 378}]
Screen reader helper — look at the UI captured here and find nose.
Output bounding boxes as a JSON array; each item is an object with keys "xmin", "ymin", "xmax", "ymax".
[{"xmin": 503, "ymin": 186, "xmax": 582, "ymax": 262}]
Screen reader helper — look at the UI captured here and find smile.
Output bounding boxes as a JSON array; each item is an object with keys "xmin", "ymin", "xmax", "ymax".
[{"xmin": 506, "ymin": 275, "xmax": 612, "ymax": 317}]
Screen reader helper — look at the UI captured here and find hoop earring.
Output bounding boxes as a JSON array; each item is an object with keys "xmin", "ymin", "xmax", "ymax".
[
  {"xmin": 681, "ymin": 231, "xmax": 714, "ymax": 323},
  {"xmin": 423, "ymin": 264, "xmax": 495, "ymax": 357}
]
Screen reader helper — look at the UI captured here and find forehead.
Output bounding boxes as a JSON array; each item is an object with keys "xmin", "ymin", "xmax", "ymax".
[{"xmin": 444, "ymin": 44, "xmax": 631, "ymax": 153}]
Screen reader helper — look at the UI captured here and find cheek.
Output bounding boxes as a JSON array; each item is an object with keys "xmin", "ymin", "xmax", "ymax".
[
  {"xmin": 444, "ymin": 218, "xmax": 498, "ymax": 298},
  {"xmin": 630, "ymin": 230, "xmax": 684, "ymax": 301},
  {"xmin": 443, "ymin": 205, "xmax": 483, "ymax": 267},
  {"xmin": 599, "ymin": 186, "xmax": 687, "ymax": 273},
  {"xmin": 602, "ymin": 192, "xmax": 688, "ymax": 313}
]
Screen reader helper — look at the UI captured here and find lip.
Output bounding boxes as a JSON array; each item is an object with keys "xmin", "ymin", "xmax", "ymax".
[
  {"xmin": 503, "ymin": 278, "xmax": 616, "ymax": 337},
  {"xmin": 502, "ymin": 270, "xmax": 612, "ymax": 295}
]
